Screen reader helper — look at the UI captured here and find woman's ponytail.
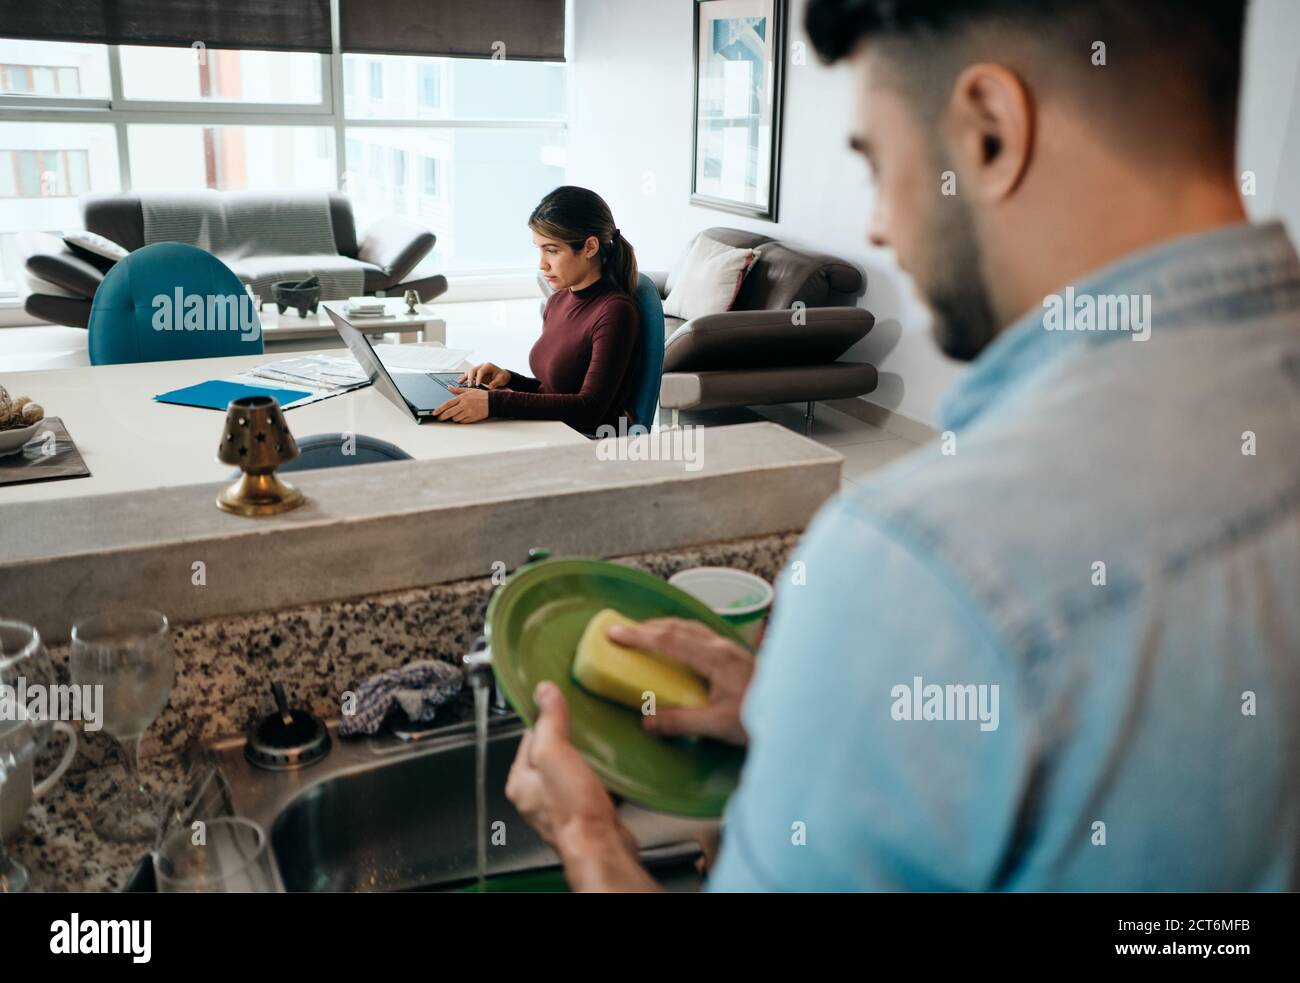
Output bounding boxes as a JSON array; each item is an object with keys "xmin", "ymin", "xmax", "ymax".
[{"xmin": 604, "ymin": 228, "xmax": 639, "ymax": 298}]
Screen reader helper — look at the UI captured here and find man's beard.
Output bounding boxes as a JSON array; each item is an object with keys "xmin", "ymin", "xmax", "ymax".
[{"xmin": 920, "ymin": 190, "xmax": 1001, "ymax": 362}]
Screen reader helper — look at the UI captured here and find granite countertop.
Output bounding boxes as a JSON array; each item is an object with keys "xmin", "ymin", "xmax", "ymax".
[
  {"xmin": 15, "ymin": 742, "xmax": 189, "ymax": 893},
  {"xmin": 12, "ymin": 532, "xmax": 801, "ymax": 892}
]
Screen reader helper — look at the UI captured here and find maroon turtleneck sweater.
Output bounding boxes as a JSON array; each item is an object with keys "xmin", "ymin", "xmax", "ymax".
[{"xmin": 488, "ymin": 277, "xmax": 641, "ymax": 435}]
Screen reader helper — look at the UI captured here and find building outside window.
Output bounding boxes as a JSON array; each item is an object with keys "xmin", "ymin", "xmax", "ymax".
[
  {"xmin": 422, "ymin": 157, "xmax": 439, "ymax": 199},
  {"xmin": 0, "ymin": 149, "xmax": 91, "ymax": 197},
  {"xmin": 417, "ymin": 64, "xmax": 439, "ymax": 110},
  {"xmin": 0, "ymin": 27, "xmax": 567, "ymax": 302}
]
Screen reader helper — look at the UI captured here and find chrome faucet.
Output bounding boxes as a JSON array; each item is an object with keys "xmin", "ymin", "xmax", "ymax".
[
  {"xmin": 463, "ymin": 635, "xmax": 508, "ymax": 713},
  {"xmin": 461, "ymin": 547, "xmax": 551, "ymax": 715}
]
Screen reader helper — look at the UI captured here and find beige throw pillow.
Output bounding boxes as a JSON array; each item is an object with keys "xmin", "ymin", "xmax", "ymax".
[
  {"xmin": 662, "ymin": 235, "xmax": 757, "ymax": 321},
  {"xmin": 63, "ymin": 230, "xmax": 129, "ymax": 265}
]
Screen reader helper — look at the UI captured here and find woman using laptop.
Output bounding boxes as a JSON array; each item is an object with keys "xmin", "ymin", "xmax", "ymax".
[{"xmin": 432, "ymin": 186, "xmax": 642, "ymax": 435}]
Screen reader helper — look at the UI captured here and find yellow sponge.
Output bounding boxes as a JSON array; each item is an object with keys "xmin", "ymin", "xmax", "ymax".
[{"xmin": 572, "ymin": 609, "xmax": 709, "ymax": 711}]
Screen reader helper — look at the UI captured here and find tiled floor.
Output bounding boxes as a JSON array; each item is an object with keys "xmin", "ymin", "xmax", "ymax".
[
  {"xmin": 676, "ymin": 401, "xmax": 924, "ymax": 491},
  {"xmin": 1, "ymin": 309, "xmax": 928, "ymax": 489}
]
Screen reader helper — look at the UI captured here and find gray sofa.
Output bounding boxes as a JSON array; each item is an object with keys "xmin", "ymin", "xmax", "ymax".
[
  {"xmin": 21, "ymin": 191, "xmax": 447, "ymax": 328},
  {"xmin": 650, "ymin": 228, "xmax": 877, "ymax": 432}
]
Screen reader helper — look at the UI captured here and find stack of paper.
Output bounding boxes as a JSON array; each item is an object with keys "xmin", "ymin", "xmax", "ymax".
[
  {"xmin": 238, "ymin": 347, "xmax": 475, "ymax": 404},
  {"xmin": 249, "ymin": 355, "xmax": 367, "ymax": 390},
  {"xmin": 343, "ymin": 296, "xmax": 388, "ymax": 317}
]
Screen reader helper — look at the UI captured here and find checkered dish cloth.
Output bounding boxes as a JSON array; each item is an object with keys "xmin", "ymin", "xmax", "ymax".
[{"xmin": 338, "ymin": 659, "xmax": 464, "ymax": 736}]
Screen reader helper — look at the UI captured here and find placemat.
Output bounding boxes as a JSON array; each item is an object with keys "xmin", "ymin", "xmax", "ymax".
[{"xmin": 0, "ymin": 417, "xmax": 91, "ymax": 488}]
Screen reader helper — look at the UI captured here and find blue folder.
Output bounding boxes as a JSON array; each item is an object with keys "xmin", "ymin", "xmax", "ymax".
[{"xmin": 153, "ymin": 380, "xmax": 313, "ymax": 411}]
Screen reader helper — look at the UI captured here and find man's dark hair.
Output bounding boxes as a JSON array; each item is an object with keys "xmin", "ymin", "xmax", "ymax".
[{"xmin": 805, "ymin": 0, "xmax": 1247, "ymax": 150}]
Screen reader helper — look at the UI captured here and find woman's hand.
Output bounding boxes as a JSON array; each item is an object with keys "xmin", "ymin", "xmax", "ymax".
[
  {"xmin": 433, "ymin": 386, "xmax": 490, "ymax": 423},
  {"xmin": 607, "ymin": 618, "xmax": 756, "ymax": 747},
  {"xmin": 458, "ymin": 362, "xmax": 512, "ymax": 389}
]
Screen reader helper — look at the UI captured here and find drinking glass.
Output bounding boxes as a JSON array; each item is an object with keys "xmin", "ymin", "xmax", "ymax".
[
  {"xmin": 155, "ymin": 817, "xmax": 279, "ymax": 892},
  {"xmin": 70, "ymin": 609, "xmax": 175, "ymax": 843},
  {"xmin": 0, "ymin": 620, "xmax": 59, "ymax": 753},
  {"xmin": 1, "ymin": 620, "xmax": 79, "ymax": 892},
  {"xmin": 0, "ymin": 716, "xmax": 77, "ymax": 892}
]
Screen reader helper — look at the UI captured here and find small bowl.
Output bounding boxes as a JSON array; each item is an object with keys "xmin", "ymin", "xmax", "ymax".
[
  {"xmin": 0, "ymin": 419, "xmax": 44, "ymax": 457},
  {"xmin": 667, "ymin": 567, "xmax": 774, "ymax": 645},
  {"xmin": 271, "ymin": 278, "xmax": 321, "ymax": 318}
]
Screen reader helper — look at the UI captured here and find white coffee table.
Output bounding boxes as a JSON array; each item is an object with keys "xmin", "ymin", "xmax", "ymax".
[{"xmin": 259, "ymin": 299, "xmax": 447, "ymax": 346}]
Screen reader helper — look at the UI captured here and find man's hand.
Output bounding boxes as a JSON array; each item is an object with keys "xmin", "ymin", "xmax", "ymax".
[
  {"xmin": 607, "ymin": 618, "xmax": 756, "ymax": 747},
  {"xmin": 505, "ymin": 682, "xmax": 659, "ymax": 891},
  {"xmin": 505, "ymin": 681, "xmax": 621, "ymax": 848},
  {"xmin": 433, "ymin": 386, "xmax": 489, "ymax": 423}
]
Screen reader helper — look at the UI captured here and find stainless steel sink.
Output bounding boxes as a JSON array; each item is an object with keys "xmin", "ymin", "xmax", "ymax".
[{"xmin": 204, "ymin": 698, "xmax": 719, "ymax": 892}]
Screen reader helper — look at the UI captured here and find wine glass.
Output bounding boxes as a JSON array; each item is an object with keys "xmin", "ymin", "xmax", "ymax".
[
  {"xmin": 1, "ymin": 620, "xmax": 79, "ymax": 892},
  {"xmin": 70, "ymin": 609, "xmax": 175, "ymax": 843},
  {"xmin": 0, "ymin": 620, "xmax": 58, "ymax": 751},
  {"xmin": 0, "ymin": 720, "xmax": 38, "ymax": 893},
  {"xmin": 155, "ymin": 817, "xmax": 279, "ymax": 892}
]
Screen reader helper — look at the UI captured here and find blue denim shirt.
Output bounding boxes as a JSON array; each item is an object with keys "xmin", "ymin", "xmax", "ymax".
[{"xmin": 708, "ymin": 222, "xmax": 1300, "ymax": 891}]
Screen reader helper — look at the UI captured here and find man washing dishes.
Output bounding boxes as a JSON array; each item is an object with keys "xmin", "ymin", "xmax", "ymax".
[{"xmin": 507, "ymin": 0, "xmax": 1300, "ymax": 891}]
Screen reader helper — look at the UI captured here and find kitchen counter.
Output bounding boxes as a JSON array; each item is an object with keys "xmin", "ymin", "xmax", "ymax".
[
  {"xmin": 16, "ymin": 745, "xmax": 187, "ymax": 893},
  {"xmin": 2, "ymin": 422, "xmax": 840, "ymax": 646},
  {"xmin": 14, "ymin": 531, "xmax": 801, "ymax": 892}
]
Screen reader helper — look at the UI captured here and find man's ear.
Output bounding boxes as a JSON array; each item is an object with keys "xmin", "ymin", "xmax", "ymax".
[{"xmin": 945, "ymin": 63, "xmax": 1033, "ymax": 202}]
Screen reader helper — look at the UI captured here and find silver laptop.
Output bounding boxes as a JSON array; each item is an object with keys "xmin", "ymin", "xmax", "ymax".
[{"xmin": 326, "ymin": 306, "xmax": 465, "ymax": 422}]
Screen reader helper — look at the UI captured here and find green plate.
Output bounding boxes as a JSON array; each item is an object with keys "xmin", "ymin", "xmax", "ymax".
[{"xmin": 485, "ymin": 557, "xmax": 749, "ymax": 817}]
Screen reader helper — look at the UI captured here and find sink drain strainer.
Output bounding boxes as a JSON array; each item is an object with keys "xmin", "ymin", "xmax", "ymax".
[{"xmin": 245, "ymin": 682, "xmax": 331, "ymax": 771}]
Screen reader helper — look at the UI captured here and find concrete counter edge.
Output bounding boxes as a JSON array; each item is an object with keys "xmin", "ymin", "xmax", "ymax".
[{"xmin": 1, "ymin": 423, "xmax": 841, "ymax": 642}]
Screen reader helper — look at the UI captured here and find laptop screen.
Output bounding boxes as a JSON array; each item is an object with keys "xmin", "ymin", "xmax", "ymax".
[{"xmin": 325, "ymin": 307, "xmax": 457, "ymax": 417}]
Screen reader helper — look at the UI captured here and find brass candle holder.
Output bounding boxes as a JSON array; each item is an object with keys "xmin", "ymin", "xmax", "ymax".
[{"xmin": 216, "ymin": 395, "xmax": 305, "ymax": 516}]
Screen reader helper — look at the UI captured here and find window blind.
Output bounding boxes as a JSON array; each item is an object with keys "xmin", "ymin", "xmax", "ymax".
[{"xmin": 0, "ymin": 0, "xmax": 332, "ymax": 54}]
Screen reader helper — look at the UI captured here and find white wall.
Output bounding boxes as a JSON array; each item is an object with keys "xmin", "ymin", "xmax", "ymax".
[
  {"xmin": 567, "ymin": 0, "xmax": 1300, "ymax": 428},
  {"xmin": 1240, "ymin": 0, "xmax": 1300, "ymax": 233}
]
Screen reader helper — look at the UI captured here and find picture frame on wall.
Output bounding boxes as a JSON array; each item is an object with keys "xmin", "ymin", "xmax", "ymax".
[{"xmin": 690, "ymin": 0, "xmax": 786, "ymax": 222}]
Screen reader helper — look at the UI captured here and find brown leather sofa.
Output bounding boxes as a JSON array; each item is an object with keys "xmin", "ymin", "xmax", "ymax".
[
  {"xmin": 648, "ymin": 228, "xmax": 877, "ymax": 432},
  {"xmin": 21, "ymin": 191, "xmax": 447, "ymax": 328}
]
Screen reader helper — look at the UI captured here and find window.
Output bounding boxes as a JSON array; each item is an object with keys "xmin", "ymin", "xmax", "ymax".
[
  {"xmin": 15, "ymin": 151, "xmax": 38, "ymax": 196},
  {"xmin": 347, "ymin": 126, "xmax": 565, "ymax": 272},
  {"xmin": 0, "ymin": 22, "xmax": 568, "ymax": 300},
  {"xmin": 0, "ymin": 40, "xmax": 110, "ymax": 98},
  {"xmin": 127, "ymin": 125, "xmax": 336, "ymax": 192},
  {"xmin": 390, "ymin": 147, "xmax": 407, "ymax": 211},
  {"xmin": 339, "ymin": 52, "xmax": 567, "ymax": 273},
  {"xmin": 345, "ymin": 53, "xmax": 565, "ymax": 121},
  {"xmin": 1, "ymin": 64, "xmax": 81, "ymax": 96},
  {"xmin": 422, "ymin": 157, "xmax": 439, "ymax": 198},
  {"xmin": 0, "ymin": 120, "xmax": 120, "ymax": 298},
  {"xmin": 418, "ymin": 64, "xmax": 439, "ymax": 110},
  {"xmin": 119, "ymin": 46, "xmax": 323, "ymax": 104},
  {"xmin": 0, "ymin": 149, "xmax": 91, "ymax": 197}
]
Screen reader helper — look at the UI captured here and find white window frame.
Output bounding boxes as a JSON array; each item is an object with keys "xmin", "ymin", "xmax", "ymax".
[{"xmin": 0, "ymin": 0, "xmax": 568, "ymax": 304}]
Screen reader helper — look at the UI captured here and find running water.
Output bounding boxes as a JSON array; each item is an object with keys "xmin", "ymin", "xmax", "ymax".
[{"xmin": 473, "ymin": 678, "xmax": 490, "ymax": 893}]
